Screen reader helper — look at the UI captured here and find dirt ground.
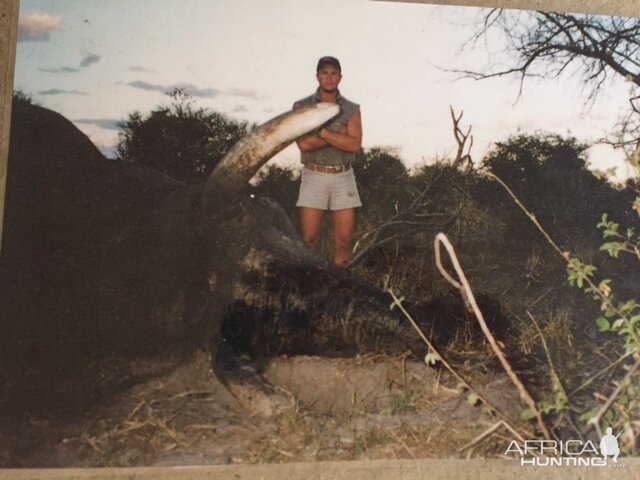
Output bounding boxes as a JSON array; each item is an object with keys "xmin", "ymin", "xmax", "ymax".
[{"xmin": 0, "ymin": 351, "xmax": 527, "ymax": 468}]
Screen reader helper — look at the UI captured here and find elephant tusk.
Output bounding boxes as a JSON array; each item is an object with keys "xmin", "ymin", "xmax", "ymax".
[{"xmin": 202, "ymin": 102, "xmax": 340, "ymax": 214}]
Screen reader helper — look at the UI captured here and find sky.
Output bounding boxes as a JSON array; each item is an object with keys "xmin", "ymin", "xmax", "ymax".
[{"xmin": 13, "ymin": 0, "xmax": 635, "ymax": 179}]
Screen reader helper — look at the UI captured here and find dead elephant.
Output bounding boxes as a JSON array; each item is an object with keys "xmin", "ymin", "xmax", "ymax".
[{"xmin": 0, "ymin": 98, "xmax": 508, "ymax": 421}]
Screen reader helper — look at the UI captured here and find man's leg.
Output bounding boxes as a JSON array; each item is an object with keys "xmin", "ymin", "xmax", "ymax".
[
  {"xmin": 332, "ymin": 208, "xmax": 354, "ymax": 268},
  {"xmin": 300, "ymin": 207, "xmax": 324, "ymax": 250}
]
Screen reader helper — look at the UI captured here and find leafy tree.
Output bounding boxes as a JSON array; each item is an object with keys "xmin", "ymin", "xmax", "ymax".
[
  {"xmin": 252, "ymin": 165, "xmax": 300, "ymax": 218},
  {"xmin": 116, "ymin": 88, "xmax": 250, "ymax": 183},
  {"xmin": 482, "ymin": 133, "xmax": 591, "ymax": 207},
  {"xmin": 479, "ymin": 132, "xmax": 633, "ymax": 248},
  {"xmin": 350, "ymin": 152, "xmax": 488, "ymax": 287},
  {"xmin": 13, "ymin": 90, "xmax": 35, "ymax": 107},
  {"xmin": 353, "ymin": 147, "xmax": 411, "ymax": 222}
]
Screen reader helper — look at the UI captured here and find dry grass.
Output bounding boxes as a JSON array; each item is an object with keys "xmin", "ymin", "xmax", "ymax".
[
  {"xmin": 79, "ymin": 400, "xmax": 185, "ymax": 464},
  {"xmin": 515, "ymin": 310, "xmax": 574, "ymax": 356},
  {"xmin": 4, "ymin": 352, "xmax": 528, "ymax": 467}
]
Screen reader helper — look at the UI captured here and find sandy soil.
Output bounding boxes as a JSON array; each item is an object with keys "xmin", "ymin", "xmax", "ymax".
[{"xmin": 0, "ymin": 351, "xmax": 525, "ymax": 468}]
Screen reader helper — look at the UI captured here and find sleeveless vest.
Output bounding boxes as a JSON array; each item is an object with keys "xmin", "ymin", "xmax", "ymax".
[{"xmin": 293, "ymin": 90, "xmax": 359, "ymax": 167}]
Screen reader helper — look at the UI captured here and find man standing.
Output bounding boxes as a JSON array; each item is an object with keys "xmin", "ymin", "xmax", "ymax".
[{"xmin": 293, "ymin": 56, "xmax": 363, "ymax": 268}]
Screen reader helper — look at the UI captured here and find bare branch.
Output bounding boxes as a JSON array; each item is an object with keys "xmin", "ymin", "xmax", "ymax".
[
  {"xmin": 456, "ymin": 11, "xmax": 640, "ymax": 98},
  {"xmin": 350, "ymin": 107, "xmax": 478, "ymax": 266},
  {"xmin": 450, "ymin": 106, "xmax": 474, "ymax": 169},
  {"xmin": 456, "ymin": 10, "xmax": 640, "ymax": 162}
]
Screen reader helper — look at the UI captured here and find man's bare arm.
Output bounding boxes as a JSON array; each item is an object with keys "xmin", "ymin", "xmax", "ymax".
[
  {"xmin": 296, "ymin": 132, "xmax": 328, "ymax": 152},
  {"xmin": 318, "ymin": 109, "xmax": 362, "ymax": 153}
]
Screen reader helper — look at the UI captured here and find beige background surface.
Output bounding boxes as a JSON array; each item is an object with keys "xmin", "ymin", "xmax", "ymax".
[
  {"xmin": 0, "ymin": 0, "xmax": 18, "ymax": 252},
  {"xmin": 1, "ymin": 0, "xmax": 639, "ymax": 478},
  {"xmin": 0, "ymin": 458, "xmax": 639, "ymax": 480},
  {"xmin": 389, "ymin": 0, "xmax": 640, "ymax": 16}
]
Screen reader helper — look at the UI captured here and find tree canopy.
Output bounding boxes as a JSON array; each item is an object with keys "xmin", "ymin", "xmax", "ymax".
[
  {"xmin": 116, "ymin": 88, "xmax": 250, "ymax": 183},
  {"xmin": 479, "ymin": 132, "xmax": 635, "ymax": 245}
]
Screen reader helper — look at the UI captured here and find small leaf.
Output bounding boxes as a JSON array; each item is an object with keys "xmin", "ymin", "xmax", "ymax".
[
  {"xmin": 600, "ymin": 242, "xmax": 622, "ymax": 258},
  {"xmin": 612, "ymin": 318, "xmax": 625, "ymax": 330},
  {"xmin": 481, "ymin": 405, "xmax": 494, "ymax": 416},
  {"xmin": 424, "ymin": 351, "xmax": 441, "ymax": 366},
  {"xmin": 604, "ymin": 409, "xmax": 614, "ymax": 423},
  {"xmin": 580, "ymin": 409, "xmax": 597, "ymax": 424},
  {"xmin": 538, "ymin": 400, "xmax": 553, "ymax": 414},
  {"xmin": 521, "ymin": 408, "xmax": 537, "ymax": 420},
  {"xmin": 467, "ymin": 393, "xmax": 480, "ymax": 406},
  {"xmin": 599, "ymin": 279, "xmax": 612, "ymax": 297},
  {"xmin": 597, "ymin": 213, "xmax": 609, "ymax": 229},
  {"xmin": 596, "ymin": 317, "xmax": 611, "ymax": 332}
]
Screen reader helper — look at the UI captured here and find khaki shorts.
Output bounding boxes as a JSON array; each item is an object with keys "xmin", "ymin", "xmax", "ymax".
[{"xmin": 296, "ymin": 167, "xmax": 362, "ymax": 211}]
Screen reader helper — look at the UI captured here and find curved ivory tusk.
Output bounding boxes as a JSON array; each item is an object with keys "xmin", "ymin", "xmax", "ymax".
[{"xmin": 202, "ymin": 102, "xmax": 340, "ymax": 214}]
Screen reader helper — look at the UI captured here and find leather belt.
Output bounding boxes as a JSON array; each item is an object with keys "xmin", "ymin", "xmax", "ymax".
[{"xmin": 304, "ymin": 164, "xmax": 351, "ymax": 174}]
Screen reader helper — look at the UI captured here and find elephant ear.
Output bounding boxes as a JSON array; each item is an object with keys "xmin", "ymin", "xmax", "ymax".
[{"xmin": 201, "ymin": 103, "xmax": 340, "ymax": 215}]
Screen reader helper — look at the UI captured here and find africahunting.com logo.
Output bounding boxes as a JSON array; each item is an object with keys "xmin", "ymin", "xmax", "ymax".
[{"xmin": 505, "ymin": 426, "xmax": 628, "ymax": 468}]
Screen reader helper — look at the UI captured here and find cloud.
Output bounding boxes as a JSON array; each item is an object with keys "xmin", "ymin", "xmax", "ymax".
[
  {"xmin": 124, "ymin": 81, "xmax": 263, "ymax": 101},
  {"xmin": 125, "ymin": 81, "xmax": 222, "ymax": 98},
  {"xmin": 39, "ymin": 66, "xmax": 78, "ymax": 74},
  {"xmin": 18, "ymin": 11, "xmax": 63, "ymax": 42},
  {"xmin": 227, "ymin": 88, "xmax": 261, "ymax": 100},
  {"xmin": 80, "ymin": 54, "xmax": 101, "ymax": 68},
  {"xmin": 125, "ymin": 80, "xmax": 161, "ymax": 91},
  {"xmin": 128, "ymin": 65, "xmax": 155, "ymax": 73},
  {"xmin": 233, "ymin": 105, "xmax": 248, "ymax": 113},
  {"xmin": 38, "ymin": 53, "xmax": 101, "ymax": 73},
  {"xmin": 74, "ymin": 118, "xmax": 120, "ymax": 130},
  {"xmin": 39, "ymin": 89, "xmax": 88, "ymax": 96},
  {"xmin": 38, "ymin": 53, "xmax": 100, "ymax": 74}
]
